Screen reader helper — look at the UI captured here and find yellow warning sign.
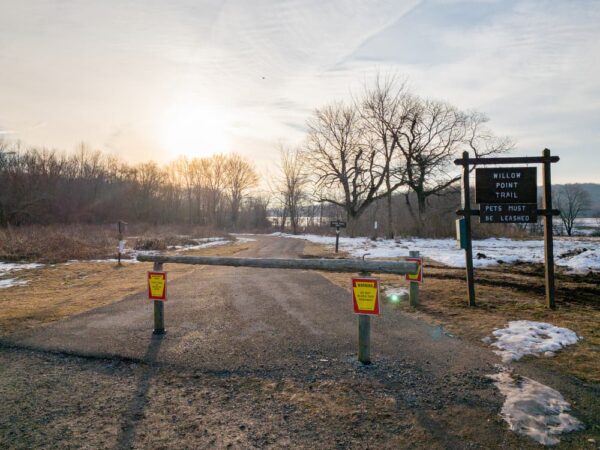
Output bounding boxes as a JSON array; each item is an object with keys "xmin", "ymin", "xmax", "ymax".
[
  {"xmin": 405, "ymin": 258, "xmax": 423, "ymax": 283},
  {"xmin": 148, "ymin": 271, "xmax": 167, "ymax": 300},
  {"xmin": 352, "ymin": 277, "xmax": 380, "ymax": 315}
]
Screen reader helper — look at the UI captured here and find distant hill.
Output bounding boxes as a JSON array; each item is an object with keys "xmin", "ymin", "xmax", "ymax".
[{"xmin": 550, "ymin": 183, "xmax": 600, "ymax": 217}]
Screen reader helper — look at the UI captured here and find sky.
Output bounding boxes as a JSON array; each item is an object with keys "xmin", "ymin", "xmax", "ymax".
[{"xmin": 1, "ymin": 0, "xmax": 599, "ymax": 183}]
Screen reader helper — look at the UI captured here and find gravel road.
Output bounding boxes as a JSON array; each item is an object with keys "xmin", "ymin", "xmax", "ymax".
[{"xmin": 0, "ymin": 235, "xmax": 594, "ymax": 449}]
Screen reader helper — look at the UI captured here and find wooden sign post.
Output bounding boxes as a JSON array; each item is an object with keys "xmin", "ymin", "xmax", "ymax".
[{"xmin": 454, "ymin": 149, "xmax": 560, "ymax": 309}]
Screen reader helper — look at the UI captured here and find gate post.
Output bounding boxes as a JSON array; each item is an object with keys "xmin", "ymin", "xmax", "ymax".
[
  {"xmin": 358, "ymin": 315, "xmax": 371, "ymax": 365},
  {"xmin": 409, "ymin": 250, "xmax": 420, "ymax": 307},
  {"xmin": 357, "ymin": 270, "xmax": 372, "ymax": 365},
  {"xmin": 153, "ymin": 261, "xmax": 165, "ymax": 335}
]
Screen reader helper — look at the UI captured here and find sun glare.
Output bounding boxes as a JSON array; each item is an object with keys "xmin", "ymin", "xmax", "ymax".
[{"xmin": 161, "ymin": 102, "xmax": 231, "ymax": 159}]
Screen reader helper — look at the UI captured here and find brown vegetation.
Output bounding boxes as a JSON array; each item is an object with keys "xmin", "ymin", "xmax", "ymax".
[{"xmin": 0, "ymin": 223, "xmax": 234, "ymax": 263}]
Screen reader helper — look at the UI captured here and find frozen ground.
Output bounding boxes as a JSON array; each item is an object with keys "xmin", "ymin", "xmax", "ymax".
[
  {"xmin": 488, "ymin": 368, "xmax": 583, "ymax": 446},
  {"xmin": 273, "ymin": 233, "xmax": 600, "ymax": 272},
  {"xmin": 484, "ymin": 321, "xmax": 581, "ymax": 363}
]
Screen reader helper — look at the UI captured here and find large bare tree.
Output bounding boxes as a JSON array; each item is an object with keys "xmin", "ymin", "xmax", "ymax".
[
  {"xmin": 391, "ymin": 97, "xmax": 512, "ymax": 220},
  {"xmin": 358, "ymin": 74, "xmax": 409, "ymax": 238},
  {"xmin": 303, "ymin": 101, "xmax": 403, "ymax": 236}
]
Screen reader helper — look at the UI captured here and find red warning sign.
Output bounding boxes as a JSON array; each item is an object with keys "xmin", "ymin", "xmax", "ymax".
[
  {"xmin": 405, "ymin": 258, "xmax": 423, "ymax": 283},
  {"xmin": 352, "ymin": 277, "xmax": 380, "ymax": 315},
  {"xmin": 148, "ymin": 271, "xmax": 167, "ymax": 300}
]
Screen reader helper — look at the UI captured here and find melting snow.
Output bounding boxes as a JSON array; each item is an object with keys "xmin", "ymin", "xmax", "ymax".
[
  {"xmin": 0, "ymin": 262, "xmax": 43, "ymax": 289},
  {"xmin": 0, "ymin": 262, "xmax": 44, "ymax": 274},
  {"xmin": 273, "ymin": 233, "xmax": 600, "ymax": 272},
  {"xmin": 488, "ymin": 368, "xmax": 583, "ymax": 446},
  {"xmin": 488, "ymin": 321, "xmax": 580, "ymax": 363},
  {"xmin": 0, "ymin": 278, "xmax": 29, "ymax": 289},
  {"xmin": 173, "ymin": 238, "xmax": 230, "ymax": 252}
]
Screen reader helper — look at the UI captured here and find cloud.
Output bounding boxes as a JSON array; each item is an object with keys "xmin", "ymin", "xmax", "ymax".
[{"xmin": 0, "ymin": 0, "xmax": 598, "ymax": 181}]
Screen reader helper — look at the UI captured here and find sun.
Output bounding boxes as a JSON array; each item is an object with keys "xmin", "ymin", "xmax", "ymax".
[{"xmin": 161, "ymin": 101, "xmax": 231, "ymax": 159}]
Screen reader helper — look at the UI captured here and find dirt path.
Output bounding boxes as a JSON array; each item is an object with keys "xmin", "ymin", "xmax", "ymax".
[{"xmin": 0, "ymin": 235, "xmax": 596, "ymax": 449}]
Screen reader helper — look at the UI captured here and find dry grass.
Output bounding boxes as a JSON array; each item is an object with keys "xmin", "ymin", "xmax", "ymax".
[
  {"xmin": 0, "ymin": 224, "xmax": 115, "ymax": 263},
  {"xmin": 305, "ymin": 243, "xmax": 600, "ymax": 383},
  {"xmin": 0, "ymin": 223, "xmax": 232, "ymax": 263},
  {"xmin": 0, "ymin": 239, "xmax": 254, "ymax": 336}
]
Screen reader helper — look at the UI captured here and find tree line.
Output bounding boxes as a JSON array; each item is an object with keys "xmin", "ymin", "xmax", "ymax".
[{"xmin": 0, "ymin": 140, "xmax": 266, "ymax": 229}]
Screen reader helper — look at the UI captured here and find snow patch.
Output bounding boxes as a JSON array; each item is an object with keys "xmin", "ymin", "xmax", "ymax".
[
  {"xmin": 488, "ymin": 368, "xmax": 583, "ymax": 445},
  {"xmin": 174, "ymin": 238, "xmax": 230, "ymax": 252},
  {"xmin": 0, "ymin": 262, "xmax": 43, "ymax": 289},
  {"xmin": 272, "ymin": 233, "xmax": 600, "ymax": 272},
  {"xmin": 488, "ymin": 321, "xmax": 580, "ymax": 363},
  {"xmin": 0, "ymin": 262, "xmax": 44, "ymax": 275},
  {"xmin": 235, "ymin": 237, "xmax": 256, "ymax": 243},
  {"xmin": 0, "ymin": 278, "xmax": 28, "ymax": 289}
]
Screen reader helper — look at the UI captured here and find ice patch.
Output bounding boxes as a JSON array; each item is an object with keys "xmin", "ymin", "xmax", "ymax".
[
  {"xmin": 488, "ymin": 368, "xmax": 583, "ymax": 445},
  {"xmin": 488, "ymin": 321, "xmax": 580, "ymax": 363}
]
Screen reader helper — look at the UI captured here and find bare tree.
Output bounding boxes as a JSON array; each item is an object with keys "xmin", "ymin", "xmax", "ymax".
[
  {"xmin": 224, "ymin": 154, "xmax": 259, "ymax": 227},
  {"xmin": 392, "ymin": 97, "xmax": 511, "ymax": 221},
  {"xmin": 303, "ymin": 101, "xmax": 403, "ymax": 236},
  {"xmin": 358, "ymin": 74, "xmax": 408, "ymax": 238},
  {"xmin": 555, "ymin": 184, "xmax": 590, "ymax": 236},
  {"xmin": 275, "ymin": 146, "xmax": 308, "ymax": 234}
]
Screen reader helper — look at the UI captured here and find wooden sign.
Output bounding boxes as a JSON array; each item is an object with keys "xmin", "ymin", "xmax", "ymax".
[
  {"xmin": 330, "ymin": 220, "xmax": 347, "ymax": 228},
  {"xmin": 405, "ymin": 258, "xmax": 423, "ymax": 283},
  {"xmin": 480, "ymin": 203, "xmax": 538, "ymax": 223},
  {"xmin": 475, "ymin": 167, "xmax": 537, "ymax": 204},
  {"xmin": 352, "ymin": 277, "xmax": 380, "ymax": 315},
  {"xmin": 148, "ymin": 271, "xmax": 167, "ymax": 300}
]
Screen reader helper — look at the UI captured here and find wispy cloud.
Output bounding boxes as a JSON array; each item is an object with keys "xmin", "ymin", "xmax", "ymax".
[{"xmin": 0, "ymin": 0, "xmax": 598, "ymax": 181}]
